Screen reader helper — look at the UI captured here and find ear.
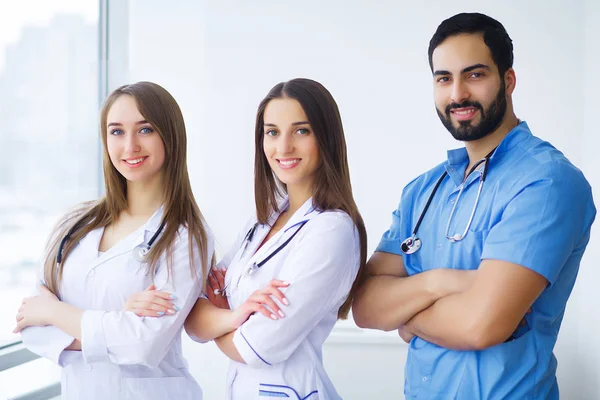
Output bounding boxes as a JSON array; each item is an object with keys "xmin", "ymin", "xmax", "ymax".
[{"xmin": 504, "ymin": 68, "xmax": 517, "ymax": 96}]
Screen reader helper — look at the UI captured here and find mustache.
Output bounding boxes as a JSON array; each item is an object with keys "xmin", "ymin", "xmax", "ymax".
[{"xmin": 445, "ymin": 101, "xmax": 483, "ymax": 116}]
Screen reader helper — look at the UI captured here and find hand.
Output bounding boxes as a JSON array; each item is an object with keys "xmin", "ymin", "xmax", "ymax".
[
  {"xmin": 123, "ymin": 284, "xmax": 177, "ymax": 317},
  {"xmin": 14, "ymin": 285, "xmax": 60, "ymax": 333},
  {"xmin": 207, "ymin": 268, "xmax": 230, "ymax": 310},
  {"xmin": 398, "ymin": 324, "xmax": 415, "ymax": 343},
  {"xmin": 230, "ymin": 279, "xmax": 290, "ymax": 328}
]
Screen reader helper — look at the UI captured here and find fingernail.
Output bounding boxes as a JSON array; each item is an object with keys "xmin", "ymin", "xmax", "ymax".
[
  {"xmin": 170, "ymin": 294, "xmax": 176, "ymax": 299},
  {"xmin": 157, "ymin": 311, "xmax": 164, "ymax": 316},
  {"xmin": 278, "ymin": 310, "xmax": 285, "ymax": 318},
  {"xmin": 167, "ymin": 309, "xmax": 175, "ymax": 314},
  {"xmin": 283, "ymin": 281, "xmax": 290, "ymax": 286},
  {"xmin": 270, "ymin": 314, "xmax": 278, "ymax": 320},
  {"xmin": 282, "ymin": 298, "xmax": 289, "ymax": 305},
  {"xmin": 174, "ymin": 305, "xmax": 180, "ymax": 312}
]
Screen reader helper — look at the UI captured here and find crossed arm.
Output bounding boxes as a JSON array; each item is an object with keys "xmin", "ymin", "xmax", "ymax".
[{"xmin": 352, "ymin": 251, "xmax": 548, "ymax": 351}]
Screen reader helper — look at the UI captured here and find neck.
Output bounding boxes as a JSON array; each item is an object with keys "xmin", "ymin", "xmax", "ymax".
[
  {"xmin": 286, "ymin": 181, "xmax": 313, "ymax": 215},
  {"xmin": 465, "ymin": 113, "xmax": 519, "ymax": 165},
  {"xmin": 125, "ymin": 173, "xmax": 165, "ymax": 218}
]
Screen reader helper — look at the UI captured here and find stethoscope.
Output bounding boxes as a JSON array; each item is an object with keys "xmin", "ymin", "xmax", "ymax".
[
  {"xmin": 212, "ymin": 219, "xmax": 310, "ymax": 297},
  {"xmin": 56, "ymin": 217, "xmax": 166, "ymax": 266},
  {"xmin": 400, "ymin": 148, "xmax": 495, "ymax": 255}
]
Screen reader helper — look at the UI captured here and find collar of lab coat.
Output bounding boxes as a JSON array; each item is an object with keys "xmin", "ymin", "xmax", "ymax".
[
  {"xmin": 250, "ymin": 197, "xmax": 318, "ymax": 263},
  {"xmin": 85, "ymin": 205, "xmax": 166, "ymax": 269}
]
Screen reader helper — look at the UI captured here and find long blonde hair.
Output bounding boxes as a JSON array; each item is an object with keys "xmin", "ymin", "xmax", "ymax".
[{"xmin": 43, "ymin": 82, "xmax": 212, "ymax": 295}]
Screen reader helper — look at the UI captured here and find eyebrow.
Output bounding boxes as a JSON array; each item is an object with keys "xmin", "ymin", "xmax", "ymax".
[
  {"xmin": 107, "ymin": 120, "xmax": 149, "ymax": 128},
  {"xmin": 263, "ymin": 121, "xmax": 310, "ymax": 128},
  {"xmin": 433, "ymin": 63, "xmax": 490, "ymax": 76}
]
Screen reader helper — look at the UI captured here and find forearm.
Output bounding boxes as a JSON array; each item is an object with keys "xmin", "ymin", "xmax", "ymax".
[
  {"xmin": 353, "ymin": 270, "xmax": 446, "ymax": 331},
  {"xmin": 405, "ymin": 292, "xmax": 493, "ymax": 350},
  {"xmin": 49, "ymin": 302, "xmax": 83, "ymax": 341},
  {"xmin": 184, "ymin": 299, "xmax": 238, "ymax": 342},
  {"xmin": 214, "ymin": 331, "xmax": 245, "ymax": 363}
]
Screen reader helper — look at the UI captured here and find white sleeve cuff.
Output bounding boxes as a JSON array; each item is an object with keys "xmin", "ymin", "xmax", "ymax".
[
  {"xmin": 21, "ymin": 326, "xmax": 75, "ymax": 367},
  {"xmin": 232, "ymin": 326, "xmax": 271, "ymax": 367},
  {"xmin": 81, "ymin": 310, "xmax": 109, "ymax": 363}
]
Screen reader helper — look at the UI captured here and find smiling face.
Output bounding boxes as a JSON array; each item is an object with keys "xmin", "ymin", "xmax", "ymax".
[
  {"xmin": 262, "ymin": 97, "xmax": 320, "ymax": 195},
  {"xmin": 105, "ymin": 95, "xmax": 166, "ymax": 184},
  {"xmin": 432, "ymin": 33, "xmax": 508, "ymax": 142}
]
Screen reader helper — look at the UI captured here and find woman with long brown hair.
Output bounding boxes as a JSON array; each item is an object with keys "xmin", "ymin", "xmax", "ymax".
[
  {"xmin": 14, "ymin": 82, "xmax": 214, "ymax": 399},
  {"xmin": 127, "ymin": 78, "xmax": 367, "ymax": 399}
]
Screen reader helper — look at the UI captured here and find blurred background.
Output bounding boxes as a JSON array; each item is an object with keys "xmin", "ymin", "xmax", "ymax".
[{"xmin": 1, "ymin": 0, "xmax": 598, "ymax": 399}]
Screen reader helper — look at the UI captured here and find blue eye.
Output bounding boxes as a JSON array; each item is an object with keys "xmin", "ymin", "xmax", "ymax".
[
  {"xmin": 296, "ymin": 128, "xmax": 310, "ymax": 135},
  {"xmin": 265, "ymin": 129, "xmax": 278, "ymax": 137},
  {"xmin": 140, "ymin": 127, "xmax": 154, "ymax": 134},
  {"xmin": 110, "ymin": 129, "xmax": 124, "ymax": 136}
]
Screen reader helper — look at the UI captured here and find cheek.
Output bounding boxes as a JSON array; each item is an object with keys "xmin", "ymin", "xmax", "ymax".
[
  {"xmin": 150, "ymin": 137, "xmax": 166, "ymax": 167},
  {"xmin": 106, "ymin": 137, "xmax": 120, "ymax": 162}
]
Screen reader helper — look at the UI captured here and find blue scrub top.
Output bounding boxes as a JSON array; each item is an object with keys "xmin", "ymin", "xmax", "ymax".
[{"xmin": 377, "ymin": 122, "xmax": 596, "ymax": 399}]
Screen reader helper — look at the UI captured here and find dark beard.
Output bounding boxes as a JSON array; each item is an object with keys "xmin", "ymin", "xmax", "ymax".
[{"xmin": 436, "ymin": 82, "xmax": 507, "ymax": 142}]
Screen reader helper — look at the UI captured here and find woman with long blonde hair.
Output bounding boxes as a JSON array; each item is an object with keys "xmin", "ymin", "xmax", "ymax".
[{"xmin": 14, "ymin": 82, "xmax": 214, "ymax": 400}]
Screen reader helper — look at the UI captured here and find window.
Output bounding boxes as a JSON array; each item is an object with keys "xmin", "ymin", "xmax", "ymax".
[{"xmin": 0, "ymin": 1, "xmax": 100, "ymax": 398}]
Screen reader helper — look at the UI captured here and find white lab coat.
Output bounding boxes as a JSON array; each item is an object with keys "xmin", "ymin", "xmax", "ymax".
[
  {"xmin": 21, "ymin": 207, "xmax": 214, "ymax": 400},
  {"xmin": 221, "ymin": 197, "xmax": 360, "ymax": 400}
]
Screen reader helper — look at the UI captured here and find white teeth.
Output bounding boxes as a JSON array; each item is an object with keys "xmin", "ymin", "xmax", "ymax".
[
  {"xmin": 279, "ymin": 159, "xmax": 300, "ymax": 166},
  {"xmin": 454, "ymin": 109, "xmax": 476, "ymax": 115},
  {"xmin": 125, "ymin": 157, "xmax": 144, "ymax": 164}
]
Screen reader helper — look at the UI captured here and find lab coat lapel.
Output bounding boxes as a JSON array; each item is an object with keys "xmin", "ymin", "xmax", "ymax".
[
  {"xmin": 89, "ymin": 206, "xmax": 165, "ymax": 269},
  {"xmin": 249, "ymin": 197, "xmax": 317, "ymax": 263}
]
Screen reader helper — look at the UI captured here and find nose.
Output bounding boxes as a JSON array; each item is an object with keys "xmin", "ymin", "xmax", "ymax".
[
  {"xmin": 124, "ymin": 132, "xmax": 141, "ymax": 154},
  {"xmin": 277, "ymin": 132, "xmax": 294, "ymax": 154},
  {"xmin": 450, "ymin": 78, "xmax": 470, "ymax": 105}
]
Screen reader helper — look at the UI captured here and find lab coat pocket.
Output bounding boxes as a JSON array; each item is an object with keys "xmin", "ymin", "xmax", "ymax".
[
  {"xmin": 258, "ymin": 383, "xmax": 319, "ymax": 399},
  {"xmin": 121, "ymin": 376, "xmax": 189, "ymax": 400}
]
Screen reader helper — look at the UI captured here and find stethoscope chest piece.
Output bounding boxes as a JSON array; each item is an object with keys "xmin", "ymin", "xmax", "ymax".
[
  {"xmin": 133, "ymin": 244, "xmax": 150, "ymax": 263},
  {"xmin": 401, "ymin": 236, "xmax": 422, "ymax": 254},
  {"xmin": 246, "ymin": 263, "xmax": 258, "ymax": 276}
]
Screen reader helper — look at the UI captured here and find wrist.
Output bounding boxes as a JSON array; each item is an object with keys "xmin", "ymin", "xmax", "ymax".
[
  {"xmin": 47, "ymin": 299, "xmax": 63, "ymax": 325},
  {"xmin": 425, "ymin": 269, "xmax": 451, "ymax": 298}
]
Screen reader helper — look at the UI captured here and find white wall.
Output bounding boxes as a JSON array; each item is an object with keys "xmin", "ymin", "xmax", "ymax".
[{"xmin": 108, "ymin": 1, "xmax": 599, "ymax": 398}]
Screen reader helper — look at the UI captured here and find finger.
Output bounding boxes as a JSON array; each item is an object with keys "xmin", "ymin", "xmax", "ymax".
[
  {"xmin": 207, "ymin": 273, "xmax": 219, "ymax": 290},
  {"xmin": 269, "ymin": 279, "xmax": 291, "ymax": 288},
  {"xmin": 249, "ymin": 303, "xmax": 278, "ymax": 320},
  {"xmin": 133, "ymin": 301, "xmax": 176, "ymax": 315},
  {"xmin": 264, "ymin": 287, "xmax": 289, "ymax": 306},
  {"xmin": 132, "ymin": 308, "xmax": 165, "ymax": 318},
  {"xmin": 13, "ymin": 319, "xmax": 26, "ymax": 333},
  {"xmin": 39, "ymin": 285, "xmax": 52, "ymax": 295},
  {"xmin": 146, "ymin": 290, "xmax": 175, "ymax": 301},
  {"xmin": 144, "ymin": 284, "xmax": 156, "ymax": 291},
  {"xmin": 250, "ymin": 294, "xmax": 285, "ymax": 318}
]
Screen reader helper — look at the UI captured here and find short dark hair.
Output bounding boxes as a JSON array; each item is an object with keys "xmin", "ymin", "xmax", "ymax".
[{"xmin": 428, "ymin": 13, "xmax": 514, "ymax": 76}]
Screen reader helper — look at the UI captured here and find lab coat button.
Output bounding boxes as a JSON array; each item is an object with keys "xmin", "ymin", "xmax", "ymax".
[
  {"xmin": 88, "ymin": 270, "xmax": 95, "ymax": 277},
  {"xmin": 85, "ymin": 364, "xmax": 92, "ymax": 371}
]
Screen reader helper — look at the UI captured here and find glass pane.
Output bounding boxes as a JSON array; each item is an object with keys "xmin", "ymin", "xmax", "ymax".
[{"xmin": 0, "ymin": 0, "xmax": 100, "ymax": 351}]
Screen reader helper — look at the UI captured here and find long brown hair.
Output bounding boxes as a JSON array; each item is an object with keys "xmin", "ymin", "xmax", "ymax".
[
  {"xmin": 43, "ymin": 82, "xmax": 212, "ymax": 295},
  {"xmin": 254, "ymin": 78, "xmax": 367, "ymax": 319}
]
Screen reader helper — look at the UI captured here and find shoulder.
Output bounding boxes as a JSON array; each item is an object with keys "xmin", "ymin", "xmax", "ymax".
[
  {"xmin": 298, "ymin": 210, "xmax": 359, "ymax": 249},
  {"xmin": 511, "ymin": 136, "xmax": 592, "ymax": 193}
]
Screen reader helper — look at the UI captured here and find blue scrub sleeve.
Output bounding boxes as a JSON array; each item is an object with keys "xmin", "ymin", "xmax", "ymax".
[
  {"xmin": 482, "ymin": 164, "xmax": 595, "ymax": 285},
  {"xmin": 376, "ymin": 203, "xmax": 404, "ymax": 256}
]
